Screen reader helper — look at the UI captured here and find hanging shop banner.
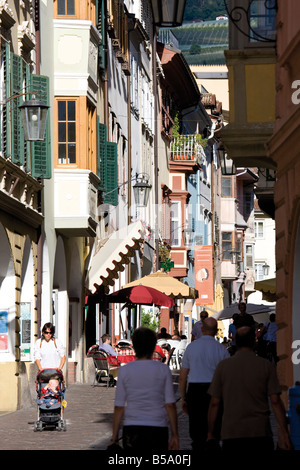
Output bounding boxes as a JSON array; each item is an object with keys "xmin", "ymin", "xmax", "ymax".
[{"xmin": 194, "ymin": 245, "xmax": 214, "ymax": 305}]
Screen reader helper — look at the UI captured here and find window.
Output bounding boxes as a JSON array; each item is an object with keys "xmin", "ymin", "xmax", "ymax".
[
  {"xmin": 57, "ymin": 0, "xmax": 75, "ymax": 16},
  {"xmin": 130, "ymin": 55, "xmax": 139, "ymax": 114},
  {"xmin": 255, "ymin": 221, "xmax": 264, "ymax": 238},
  {"xmin": 255, "ymin": 262, "xmax": 265, "ymax": 281},
  {"xmin": 171, "ymin": 201, "xmax": 181, "ymax": 247},
  {"xmin": 57, "ymin": 100, "xmax": 77, "ymax": 165},
  {"xmin": 87, "ymin": 103, "xmax": 96, "ymax": 169},
  {"xmin": 244, "ymin": 191, "xmax": 253, "ymax": 218},
  {"xmin": 246, "ymin": 244, "xmax": 254, "ymax": 268},
  {"xmin": 249, "ymin": 0, "xmax": 276, "ymax": 42},
  {"xmin": 222, "ymin": 232, "xmax": 232, "ymax": 260},
  {"xmin": 221, "ymin": 176, "xmax": 232, "ymax": 197},
  {"xmin": 161, "ymin": 196, "xmax": 171, "ymax": 243}
]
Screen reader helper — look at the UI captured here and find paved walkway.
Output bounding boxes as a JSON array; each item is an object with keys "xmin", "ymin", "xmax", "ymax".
[
  {"xmin": 0, "ymin": 371, "xmax": 279, "ymax": 453},
  {"xmin": 0, "ymin": 372, "xmax": 192, "ymax": 451}
]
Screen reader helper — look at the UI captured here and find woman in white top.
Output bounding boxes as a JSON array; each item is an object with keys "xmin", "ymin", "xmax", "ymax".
[
  {"xmin": 34, "ymin": 323, "xmax": 66, "ymax": 371},
  {"xmin": 109, "ymin": 327, "xmax": 179, "ymax": 451}
]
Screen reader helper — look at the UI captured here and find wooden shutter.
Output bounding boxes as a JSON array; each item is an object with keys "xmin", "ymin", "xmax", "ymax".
[
  {"xmin": 97, "ymin": 118, "xmax": 106, "ymax": 190},
  {"xmin": 103, "ymin": 141, "xmax": 118, "ymax": 205},
  {"xmin": 2, "ymin": 42, "xmax": 10, "ymax": 156},
  {"xmin": 10, "ymin": 53, "xmax": 24, "ymax": 165},
  {"xmin": 29, "ymin": 74, "xmax": 51, "ymax": 178},
  {"xmin": 97, "ymin": 0, "xmax": 106, "ymax": 76},
  {"xmin": 97, "ymin": 117, "xmax": 118, "ymax": 205}
]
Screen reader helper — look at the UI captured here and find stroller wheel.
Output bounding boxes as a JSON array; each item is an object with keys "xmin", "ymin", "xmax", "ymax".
[
  {"xmin": 34, "ymin": 421, "xmax": 43, "ymax": 432},
  {"xmin": 57, "ymin": 420, "xmax": 67, "ymax": 432}
]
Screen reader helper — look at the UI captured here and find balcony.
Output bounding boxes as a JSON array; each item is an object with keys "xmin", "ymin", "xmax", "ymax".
[
  {"xmin": 169, "ymin": 135, "xmax": 206, "ymax": 175},
  {"xmin": 54, "ymin": 169, "xmax": 100, "ymax": 237},
  {"xmin": 53, "ymin": 19, "xmax": 101, "ymax": 105},
  {"xmin": 170, "ymin": 134, "xmax": 206, "ymax": 164}
]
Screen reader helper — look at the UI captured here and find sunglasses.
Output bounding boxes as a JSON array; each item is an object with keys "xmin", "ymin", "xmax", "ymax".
[{"xmin": 44, "ymin": 331, "xmax": 52, "ymax": 334}]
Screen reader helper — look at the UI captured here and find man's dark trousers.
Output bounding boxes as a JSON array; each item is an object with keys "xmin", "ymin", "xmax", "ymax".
[{"xmin": 186, "ymin": 382, "xmax": 222, "ymax": 450}]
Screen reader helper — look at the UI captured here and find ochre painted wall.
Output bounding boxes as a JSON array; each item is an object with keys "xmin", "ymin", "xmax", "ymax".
[{"xmin": 245, "ymin": 64, "xmax": 276, "ymax": 123}]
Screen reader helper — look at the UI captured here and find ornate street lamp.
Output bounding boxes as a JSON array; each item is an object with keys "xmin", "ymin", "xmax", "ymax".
[
  {"xmin": 219, "ymin": 146, "xmax": 236, "ymax": 176},
  {"xmin": 151, "ymin": 0, "xmax": 186, "ymax": 27},
  {"xmin": 103, "ymin": 173, "xmax": 152, "ymax": 208},
  {"xmin": 19, "ymin": 98, "xmax": 49, "ymax": 141},
  {"xmin": 133, "ymin": 174, "xmax": 152, "ymax": 207},
  {"xmin": 263, "ymin": 262, "xmax": 270, "ymax": 277}
]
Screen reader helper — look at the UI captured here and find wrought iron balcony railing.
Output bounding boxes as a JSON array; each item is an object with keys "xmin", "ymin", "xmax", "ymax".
[{"xmin": 169, "ymin": 134, "xmax": 206, "ymax": 164}]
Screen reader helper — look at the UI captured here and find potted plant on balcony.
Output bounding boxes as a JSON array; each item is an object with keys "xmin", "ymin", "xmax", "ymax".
[
  {"xmin": 158, "ymin": 242, "xmax": 174, "ymax": 272},
  {"xmin": 171, "ymin": 114, "xmax": 207, "ymax": 161}
]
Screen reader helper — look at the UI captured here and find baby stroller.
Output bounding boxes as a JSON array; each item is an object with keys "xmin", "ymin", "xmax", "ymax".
[{"xmin": 34, "ymin": 368, "xmax": 67, "ymax": 432}]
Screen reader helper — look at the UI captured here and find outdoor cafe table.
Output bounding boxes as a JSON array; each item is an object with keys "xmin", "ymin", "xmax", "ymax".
[
  {"xmin": 115, "ymin": 347, "xmax": 136, "ymax": 364},
  {"xmin": 115, "ymin": 346, "xmax": 170, "ymax": 364}
]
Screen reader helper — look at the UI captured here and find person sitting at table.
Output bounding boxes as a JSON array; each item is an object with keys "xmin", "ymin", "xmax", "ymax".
[
  {"xmin": 99, "ymin": 334, "xmax": 117, "ymax": 357},
  {"xmin": 157, "ymin": 327, "xmax": 172, "ymax": 340},
  {"xmin": 172, "ymin": 329, "xmax": 181, "ymax": 341},
  {"xmin": 154, "ymin": 343, "xmax": 167, "ymax": 362}
]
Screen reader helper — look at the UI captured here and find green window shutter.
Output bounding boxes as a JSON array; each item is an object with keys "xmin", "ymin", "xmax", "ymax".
[
  {"xmin": 3, "ymin": 42, "xmax": 11, "ymax": 157},
  {"xmin": 29, "ymin": 74, "xmax": 51, "ymax": 179},
  {"xmin": 97, "ymin": 0, "xmax": 106, "ymax": 77},
  {"xmin": 10, "ymin": 53, "xmax": 24, "ymax": 165},
  {"xmin": 97, "ymin": 118, "xmax": 107, "ymax": 190},
  {"xmin": 103, "ymin": 142, "xmax": 118, "ymax": 206}
]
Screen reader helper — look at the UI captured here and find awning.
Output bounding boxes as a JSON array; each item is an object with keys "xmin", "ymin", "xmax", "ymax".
[
  {"xmin": 254, "ymin": 278, "xmax": 276, "ymax": 302},
  {"xmin": 121, "ymin": 270, "xmax": 197, "ymax": 299},
  {"xmin": 85, "ymin": 221, "xmax": 146, "ymax": 295}
]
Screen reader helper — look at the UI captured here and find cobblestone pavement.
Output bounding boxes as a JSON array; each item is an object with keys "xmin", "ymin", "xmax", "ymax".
[{"xmin": 0, "ymin": 372, "xmax": 192, "ymax": 452}]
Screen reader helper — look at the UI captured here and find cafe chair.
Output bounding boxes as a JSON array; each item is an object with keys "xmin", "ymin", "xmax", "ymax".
[
  {"xmin": 152, "ymin": 350, "xmax": 165, "ymax": 362},
  {"xmin": 92, "ymin": 351, "xmax": 120, "ymax": 387}
]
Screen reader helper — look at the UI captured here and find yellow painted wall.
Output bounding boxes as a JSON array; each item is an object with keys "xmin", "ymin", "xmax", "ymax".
[
  {"xmin": 245, "ymin": 64, "xmax": 275, "ymax": 123},
  {"xmin": 0, "ymin": 364, "xmax": 19, "ymax": 411}
]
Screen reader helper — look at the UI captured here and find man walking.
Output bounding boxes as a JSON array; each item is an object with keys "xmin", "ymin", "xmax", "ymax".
[
  {"xmin": 179, "ymin": 317, "xmax": 229, "ymax": 450},
  {"xmin": 207, "ymin": 326, "xmax": 292, "ymax": 451},
  {"xmin": 234, "ymin": 301, "xmax": 255, "ymax": 329},
  {"xmin": 190, "ymin": 310, "xmax": 209, "ymax": 341}
]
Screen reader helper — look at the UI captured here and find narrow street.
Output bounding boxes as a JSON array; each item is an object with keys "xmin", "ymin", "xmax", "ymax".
[{"xmin": 0, "ymin": 373, "xmax": 192, "ymax": 453}]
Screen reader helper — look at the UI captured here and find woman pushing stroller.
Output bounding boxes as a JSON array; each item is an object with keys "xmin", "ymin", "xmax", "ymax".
[{"xmin": 34, "ymin": 323, "xmax": 66, "ymax": 371}]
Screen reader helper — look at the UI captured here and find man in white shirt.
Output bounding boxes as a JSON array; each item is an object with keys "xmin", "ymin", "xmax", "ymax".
[{"xmin": 179, "ymin": 317, "xmax": 229, "ymax": 450}]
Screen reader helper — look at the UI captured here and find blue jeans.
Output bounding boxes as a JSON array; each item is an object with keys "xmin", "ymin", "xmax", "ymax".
[{"xmin": 38, "ymin": 397, "xmax": 59, "ymax": 407}]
